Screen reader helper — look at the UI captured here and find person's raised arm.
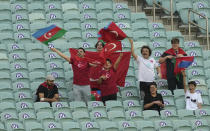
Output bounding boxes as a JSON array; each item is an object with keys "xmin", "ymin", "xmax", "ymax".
[
  {"xmin": 128, "ymin": 38, "xmax": 138, "ymax": 61},
  {"xmin": 113, "ymin": 53, "xmax": 123, "ymax": 71},
  {"xmin": 50, "ymin": 48, "xmax": 70, "ymax": 62},
  {"xmin": 182, "ymin": 70, "xmax": 187, "ymax": 93}
]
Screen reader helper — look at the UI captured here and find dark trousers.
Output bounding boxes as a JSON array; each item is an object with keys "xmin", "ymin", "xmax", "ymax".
[
  {"xmin": 167, "ymin": 74, "xmax": 184, "ymax": 94},
  {"xmin": 101, "ymin": 93, "xmax": 117, "ymax": 104}
]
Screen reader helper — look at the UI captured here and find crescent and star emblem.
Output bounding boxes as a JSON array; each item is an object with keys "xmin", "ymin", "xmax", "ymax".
[
  {"xmin": 110, "ymin": 31, "xmax": 118, "ymax": 37},
  {"xmin": 44, "ymin": 32, "xmax": 52, "ymax": 39}
]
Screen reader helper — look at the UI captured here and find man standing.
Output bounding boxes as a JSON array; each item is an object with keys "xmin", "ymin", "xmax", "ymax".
[
  {"xmin": 159, "ymin": 38, "xmax": 187, "ymax": 94},
  {"xmin": 36, "ymin": 75, "xmax": 59, "ymax": 104},
  {"xmin": 51, "ymin": 47, "xmax": 91, "ymax": 103},
  {"xmin": 129, "ymin": 38, "xmax": 160, "ymax": 99}
]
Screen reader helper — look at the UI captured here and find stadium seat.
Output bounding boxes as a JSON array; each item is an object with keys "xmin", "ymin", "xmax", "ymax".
[
  {"xmin": 0, "ymin": 101, "xmax": 16, "ymax": 112},
  {"xmin": 172, "ymin": 119, "xmax": 192, "ymax": 131},
  {"xmin": 191, "ymin": 119, "xmax": 210, "ymax": 130},
  {"xmin": 18, "ymin": 110, "xmax": 36, "ymax": 122},
  {"xmin": 36, "ymin": 111, "xmax": 54, "ymax": 123},
  {"xmin": 6, "ymin": 120, "xmax": 24, "ymax": 131},
  {"xmin": 72, "ymin": 111, "xmax": 90, "ymax": 122},
  {"xmin": 123, "ymin": 100, "xmax": 142, "ymax": 111},
  {"xmin": 142, "ymin": 110, "xmax": 160, "ymax": 120},
  {"xmin": 105, "ymin": 100, "xmax": 124, "ymax": 112},
  {"xmin": 177, "ymin": 109, "xmax": 196, "ymax": 120},
  {"xmin": 43, "ymin": 121, "xmax": 62, "ymax": 131},
  {"xmin": 61, "ymin": 121, "xmax": 81, "ymax": 131},
  {"xmin": 134, "ymin": 120, "xmax": 155, "ymax": 131},
  {"xmin": 121, "ymin": 87, "xmax": 139, "ymax": 101},
  {"xmin": 0, "ymin": 92, "xmax": 14, "ymax": 103},
  {"xmin": 107, "ymin": 110, "xmax": 125, "ymax": 122},
  {"xmin": 0, "ymin": 81, "xmax": 12, "ymax": 92},
  {"xmin": 125, "ymin": 110, "xmax": 144, "ymax": 121},
  {"xmin": 69, "ymin": 101, "xmax": 88, "ymax": 112},
  {"xmin": 90, "ymin": 110, "xmax": 108, "ymax": 122},
  {"xmin": 34, "ymin": 102, "xmax": 52, "ymax": 112},
  {"xmin": 80, "ymin": 121, "xmax": 100, "ymax": 131},
  {"xmin": 79, "ymin": 1, "xmax": 96, "ymax": 14},
  {"xmin": 154, "ymin": 120, "xmax": 173, "ymax": 131},
  {"xmin": 52, "ymin": 102, "xmax": 69, "ymax": 111},
  {"xmin": 0, "ymin": 122, "xmax": 6, "ymax": 131},
  {"xmin": 118, "ymin": 121, "xmax": 137, "ymax": 131},
  {"xmin": 87, "ymin": 101, "xmax": 105, "ymax": 112},
  {"xmin": 98, "ymin": 121, "xmax": 118, "ymax": 131},
  {"xmin": 24, "ymin": 121, "xmax": 44, "ymax": 131},
  {"xmin": 160, "ymin": 109, "xmax": 178, "ymax": 120},
  {"xmin": 1, "ymin": 111, "xmax": 18, "ymax": 122},
  {"xmin": 29, "ymin": 71, "xmax": 46, "ymax": 82},
  {"xmin": 16, "ymin": 101, "xmax": 33, "ymax": 111},
  {"xmin": 45, "ymin": 1, "xmax": 62, "ymax": 13},
  {"xmin": 54, "ymin": 110, "xmax": 73, "ymax": 122},
  {"xmin": 96, "ymin": 0, "xmax": 113, "ymax": 13}
]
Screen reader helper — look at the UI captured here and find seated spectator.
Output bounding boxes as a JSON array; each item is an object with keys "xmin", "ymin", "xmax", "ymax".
[
  {"xmin": 97, "ymin": 53, "xmax": 123, "ymax": 103},
  {"xmin": 143, "ymin": 82, "xmax": 164, "ymax": 113},
  {"xmin": 36, "ymin": 75, "xmax": 59, "ymax": 104},
  {"xmin": 182, "ymin": 71, "xmax": 202, "ymax": 110}
]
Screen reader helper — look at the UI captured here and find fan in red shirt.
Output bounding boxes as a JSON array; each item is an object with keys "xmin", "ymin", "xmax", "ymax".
[
  {"xmin": 97, "ymin": 53, "xmax": 123, "ymax": 103},
  {"xmin": 51, "ymin": 47, "xmax": 91, "ymax": 103}
]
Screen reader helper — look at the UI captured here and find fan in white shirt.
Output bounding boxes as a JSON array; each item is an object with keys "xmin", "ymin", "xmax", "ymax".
[
  {"xmin": 129, "ymin": 38, "xmax": 161, "ymax": 99},
  {"xmin": 182, "ymin": 71, "xmax": 202, "ymax": 110}
]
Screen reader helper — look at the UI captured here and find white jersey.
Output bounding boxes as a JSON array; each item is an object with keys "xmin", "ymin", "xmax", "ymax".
[
  {"xmin": 185, "ymin": 90, "xmax": 203, "ymax": 110},
  {"xmin": 136, "ymin": 56, "xmax": 159, "ymax": 82}
]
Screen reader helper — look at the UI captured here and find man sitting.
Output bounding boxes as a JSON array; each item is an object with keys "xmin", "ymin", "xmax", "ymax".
[
  {"xmin": 36, "ymin": 75, "xmax": 59, "ymax": 104},
  {"xmin": 143, "ymin": 82, "xmax": 164, "ymax": 114}
]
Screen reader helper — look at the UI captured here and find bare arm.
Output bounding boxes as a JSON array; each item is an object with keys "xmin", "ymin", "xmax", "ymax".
[
  {"xmin": 128, "ymin": 38, "xmax": 138, "ymax": 60},
  {"xmin": 97, "ymin": 76, "xmax": 106, "ymax": 84},
  {"xmin": 51, "ymin": 48, "xmax": 71, "ymax": 62},
  {"xmin": 39, "ymin": 93, "xmax": 59, "ymax": 102},
  {"xmin": 197, "ymin": 103, "xmax": 202, "ymax": 109},
  {"xmin": 113, "ymin": 53, "xmax": 123, "ymax": 71},
  {"xmin": 144, "ymin": 101, "xmax": 155, "ymax": 109},
  {"xmin": 182, "ymin": 70, "xmax": 187, "ymax": 93}
]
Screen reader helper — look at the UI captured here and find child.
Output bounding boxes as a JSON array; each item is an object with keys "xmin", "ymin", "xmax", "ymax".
[
  {"xmin": 97, "ymin": 53, "xmax": 123, "ymax": 103},
  {"xmin": 182, "ymin": 71, "xmax": 202, "ymax": 110}
]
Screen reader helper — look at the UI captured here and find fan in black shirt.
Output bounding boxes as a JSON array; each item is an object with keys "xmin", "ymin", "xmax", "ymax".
[{"xmin": 143, "ymin": 82, "xmax": 164, "ymax": 113}]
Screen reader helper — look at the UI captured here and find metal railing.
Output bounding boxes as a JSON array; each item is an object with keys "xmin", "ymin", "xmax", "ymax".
[
  {"xmin": 188, "ymin": 9, "xmax": 209, "ymax": 50},
  {"xmin": 153, "ymin": 0, "xmax": 174, "ymax": 30}
]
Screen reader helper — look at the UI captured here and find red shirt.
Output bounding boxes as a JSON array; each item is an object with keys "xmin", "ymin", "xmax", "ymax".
[
  {"xmin": 99, "ymin": 67, "xmax": 118, "ymax": 97},
  {"xmin": 89, "ymin": 65, "xmax": 102, "ymax": 89},
  {"xmin": 70, "ymin": 57, "xmax": 90, "ymax": 85}
]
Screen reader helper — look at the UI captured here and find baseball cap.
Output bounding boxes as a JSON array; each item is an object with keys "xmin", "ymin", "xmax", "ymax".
[{"xmin": 46, "ymin": 75, "xmax": 55, "ymax": 81}]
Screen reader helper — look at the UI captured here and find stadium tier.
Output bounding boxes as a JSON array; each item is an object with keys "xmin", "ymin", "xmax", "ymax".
[{"xmin": 0, "ymin": 0, "xmax": 210, "ymax": 130}]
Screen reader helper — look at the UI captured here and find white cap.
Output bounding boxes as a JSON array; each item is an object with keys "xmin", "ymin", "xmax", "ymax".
[{"xmin": 46, "ymin": 75, "xmax": 55, "ymax": 81}]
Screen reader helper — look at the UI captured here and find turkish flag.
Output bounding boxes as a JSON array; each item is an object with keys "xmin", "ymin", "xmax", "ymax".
[
  {"xmin": 98, "ymin": 22, "xmax": 127, "ymax": 43},
  {"xmin": 69, "ymin": 48, "xmax": 131, "ymax": 87}
]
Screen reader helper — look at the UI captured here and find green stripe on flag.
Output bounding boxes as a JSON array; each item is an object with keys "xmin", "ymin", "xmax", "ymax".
[{"xmin": 43, "ymin": 29, "xmax": 67, "ymax": 45}]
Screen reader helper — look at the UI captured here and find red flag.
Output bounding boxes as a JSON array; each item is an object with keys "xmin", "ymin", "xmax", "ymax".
[
  {"xmin": 98, "ymin": 22, "xmax": 127, "ymax": 43},
  {"xmin": 69, "ymin": 48, "xmax": 131, "ymax": 87}
]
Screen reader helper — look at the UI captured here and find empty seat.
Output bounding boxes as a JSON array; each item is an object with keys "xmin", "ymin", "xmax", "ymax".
[
  {"xmin": 54, "ymin": 110, "xmax": 73, "ymax": 122},
  {"xmin": 160, "ymin": 109, "xmax": 178, "ymax": 120},
  {"xmin": 135, "ymin": 120, "xmax": 155, "ymax": 131},
  {"xmin": 72, "ymin": 111, "xmax": 90, "ymax": 122},
  {"xmin": 125, "ymin": 110, "xmax": 143, "ymax": 121},
  {"xmin": 177, "ymin": 109, "xmax": 195, "ymax": 120},
  {"xmin": 98, "ymin": 121, "xmax": 118, "ymax": 131},
  {"xmin": 107, "ymin": 110, "xmax": 126, "ymax": 122},
  {"xmin": 18, "ymin": 110, "xmax": 36, "ymax": 122},
  {"xmin": 90, "ymin": 110, "xmax": 108, "ymax": 122},
  {"xmin": 105, "ymin": 100, "xmax": 124, "ymax": 112},
  {"xmin": 118, "ymin": 121, "xmax": 137, "ymax": 131},
  {"xmin": 80, "ymin": 121, "xmax": 100, "ymax": 131},
  {"xmin": 69, "ymin": 101, "xmax": 88, "ymax": 112},
  {"xmin": 61, "ymin": 121, "xmax": 81, "ymax": 131},
  {"xmin": 43, "ymin": 121, "xmax": 62, "ymax": 131},
  {"xmin": 142, "ymin": 110, "xmax": 160, "ymax": 120},
  {"xmin": 24, "ymin": 121, "xmax": 44, "ymax": 131},
  {"xmin": 154, "ymin": 120, "xmax": 173, "ymax": 131},
  {"xmin": 6, "ymin": 120, "xmax": 24, "ymax": 131}
]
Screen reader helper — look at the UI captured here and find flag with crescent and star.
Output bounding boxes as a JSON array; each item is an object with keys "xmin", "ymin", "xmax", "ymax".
[
  {"xmin": 98, "ymin": 22, "xmax": 127, "ymax": 43},
  {"xmin": 32, "ymin": 25, "xmax": 67, "ymax": 45}
]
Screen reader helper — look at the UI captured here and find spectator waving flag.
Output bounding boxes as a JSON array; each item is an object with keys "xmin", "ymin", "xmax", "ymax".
[
  {"xmin": 174, "ymin": 56, "xmax": 194, "ymax": 75},
  {"xmin": 32, "ymin": 25, "xmax": 67, "ymax": 45},
  {"xmin": 69, "ymin": 48, "xmax": 131, "ymax": 87}
]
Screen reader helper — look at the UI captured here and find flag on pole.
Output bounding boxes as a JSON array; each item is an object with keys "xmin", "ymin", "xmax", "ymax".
[{"xmin": 32, "ymin": 25, "xmax": 67, "ymax": 45}]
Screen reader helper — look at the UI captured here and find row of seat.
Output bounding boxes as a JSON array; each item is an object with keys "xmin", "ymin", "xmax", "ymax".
[{"xmin": 1, "ymin": 118, "xmax": 209, "ymax": 131}]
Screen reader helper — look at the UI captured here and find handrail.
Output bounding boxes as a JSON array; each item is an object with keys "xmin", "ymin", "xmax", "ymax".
[
  {"xmin": 188, "ymin": 9, "xmax": 209, "ymax": 50},
  {"xmin": 153, "ymin": 0, "xmax": 174, "ymax": 30}
]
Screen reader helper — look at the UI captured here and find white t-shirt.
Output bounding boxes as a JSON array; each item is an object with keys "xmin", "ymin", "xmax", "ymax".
[
  {"xmin": 136, "ymin": 56, "xmax": 159, "ymax": 82},
  {"xmin": 185, "ymin": 90, "xmax": 203, "ymax": 110}
]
